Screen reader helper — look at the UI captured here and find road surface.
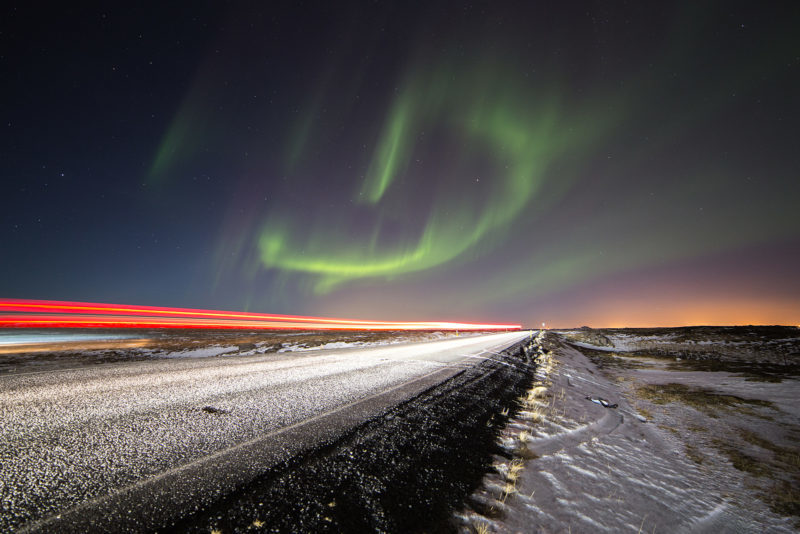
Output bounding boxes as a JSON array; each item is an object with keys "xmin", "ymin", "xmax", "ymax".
[{"xmin": 0, "ymin": 330, "xmax": 530, "ymax": 532}]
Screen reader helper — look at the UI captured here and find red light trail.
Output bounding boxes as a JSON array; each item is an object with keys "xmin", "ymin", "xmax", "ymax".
[{"xmin": 0, "ymin": 299, "xmax": 521, "ymax": 331}]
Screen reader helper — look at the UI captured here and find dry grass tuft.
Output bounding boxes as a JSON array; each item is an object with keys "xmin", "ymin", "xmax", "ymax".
[
  {"xmin": 519, "ymin": 408, "xmax": 544, "ymax": 423},
  {"xmin": 514, "ymin": 444, "xmax": 540, "ymax": 460},
  {"xmin": 500, "ymin": 482, "xmax": 517, "ymax": 503},
  {"xmin": 474, "ymin": 520, "xmax": 490, "ymax": 534},
  {"xmin": 507, "ymin": 459, "xmax": 525, "ymax": 482},
  {"xmin": 528, "ymin": 386, "xmax": 548, "ymax": 400}
]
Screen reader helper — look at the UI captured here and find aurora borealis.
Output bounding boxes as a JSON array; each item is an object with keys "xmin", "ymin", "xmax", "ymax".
[{"xmin": 2, "ymin": 2, "xmax": 798, "ymax": 327}]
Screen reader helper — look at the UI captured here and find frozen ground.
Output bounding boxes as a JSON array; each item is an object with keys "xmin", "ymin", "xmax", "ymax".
[
  {"xmin": 559, "ymin": 326, "xmax": 800, "ymax": 364},
  {"xmin": 4, "ymin": 326, "xmax": 797, "ymax": 532},
  {"xmin": 459, "ymin": 329, "xmax": 799, "ymax": 533}
]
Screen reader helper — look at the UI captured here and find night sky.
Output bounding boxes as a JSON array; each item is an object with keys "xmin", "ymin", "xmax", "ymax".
[{"xmin": 2, "ymin": 2, "xmax": 799, "ymax": 327}]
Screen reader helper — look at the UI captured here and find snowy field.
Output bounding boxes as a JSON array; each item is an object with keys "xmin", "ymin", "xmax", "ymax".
[
  {"xmin": 3, "ymin": 326, "xmax": 797, "ymax": 532},
  {"xmin": 458, "ymin": 328, "xmax": 799, "ymax": 533}
]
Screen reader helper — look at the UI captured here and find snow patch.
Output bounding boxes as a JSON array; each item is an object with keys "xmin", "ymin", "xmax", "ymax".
[{"xmin": 160, "ymin": 346, "xmax": 238, "ymax": 358}]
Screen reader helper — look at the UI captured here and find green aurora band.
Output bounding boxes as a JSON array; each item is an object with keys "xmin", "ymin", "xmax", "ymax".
[
  {"xmin": 257, "ymin": 61, "xmax": 609, "ymax": 294},
  {"xmin": 146, "ymin": 15, "xmax": 799, "ymax": 318}
]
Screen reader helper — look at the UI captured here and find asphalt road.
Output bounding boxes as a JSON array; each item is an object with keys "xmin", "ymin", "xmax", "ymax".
[{"xmin": 0, "ymin": 330, "xmax": 530, "ymax": 532}]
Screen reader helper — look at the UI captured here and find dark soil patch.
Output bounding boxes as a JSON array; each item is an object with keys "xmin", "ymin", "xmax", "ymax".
[
  {"xmin": 201, "ymin": 406, "xmax": 230, "ymax": 415},
  {"xmin": 712, "ymin": 439, "xmax": 770, "ymax": 477},
  {"xmin": 768, "ymin": 481, "xmax": 800, "ymax": 526},
  {"xmin": 634, "ymin": 383, "xmax": 775, "ymax": 417}
]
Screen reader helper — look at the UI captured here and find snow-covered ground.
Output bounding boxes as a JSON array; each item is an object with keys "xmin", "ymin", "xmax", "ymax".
[
  {"xmin": 276, "ymin": 331, "xmax": 463, "ymax": 353},
  {"xmin": 146, "ymin": 332, "xmax": 464, "ymax": 357},
  {"xmin": 458, "ymin": 332, "xmax": 799, "ymax": 533},
  {"xmin": 155, "ymin": 345, "xmax": 240, "ymax": 358},
  {"xmin": 557, "ymin": 326, "xmax": 800, "ymax": 364},
  {"xmin": 279, "ymin": 340, "xmax": 391, "ymax": 352}
]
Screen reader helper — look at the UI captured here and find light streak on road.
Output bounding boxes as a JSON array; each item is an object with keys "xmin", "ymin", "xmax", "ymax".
[{"xmin": 0, "ymin": 299, "xmax": 521, "ymax": 331}]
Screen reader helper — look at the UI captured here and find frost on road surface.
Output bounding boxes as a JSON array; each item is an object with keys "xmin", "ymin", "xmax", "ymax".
[{"xmin": 0, "ymin": 330, "xmax": 528, "ymax": 532}]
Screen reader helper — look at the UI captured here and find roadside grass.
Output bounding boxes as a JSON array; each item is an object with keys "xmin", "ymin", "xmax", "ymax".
[
  {"xmin": 512, "ymin": 385, "xmax": 547, "ymax": 458},
  {"xmin": 684, "ymin": 444, "xmax": 704, "ymax": 465},
  {"xmin": 500, "ymin": 482, "xmax": 516, "ymax": 503},
  {"xmin": 658, "ymin": 425, "xmax": 680, "ymax": 437},
  {"xmin": 528, "ymin": 386, "xmax": 548, "ymax": 399},
  {"xmin": 513, "ymin": 443, "xmax": 540, "ymax": 460},
  {"xmin": 506, "ymin": 460, "xmax": 525, "ymax": 482},
  {"xmin": 768, "ymin": 481, "xmax": 800, "ymax": 525},
  {"xmin": 576, "ymin": 347, "xmax": 650, "ymax": 371},
  {"xmin": 711, "ymin": 439, "xmax": 769, "ymax": 477},
  {"xmin": 738, "ymin": 428, "xmax": 800, "ymax": 469},
  {"xmin": 466, "ymin": 332, "xmax": 550, "ymax": 527}
]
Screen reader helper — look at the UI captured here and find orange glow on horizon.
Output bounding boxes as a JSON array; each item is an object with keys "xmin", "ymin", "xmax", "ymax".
[{"xmin": 538, "ymin": 294, "xmax": 798, "ymax": 329}]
